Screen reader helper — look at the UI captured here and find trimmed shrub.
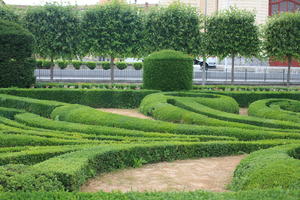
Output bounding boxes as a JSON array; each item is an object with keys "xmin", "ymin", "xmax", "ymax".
[
  {"xmin": 133, "ymin": 62, "xmax": 143, "ymax": 70},
  {"xmin": 35, "ymin": 60, "xmax": 43, "ymax": 69},
  {"xmin": 0, "ymin": 6, "xmax": 19, "ymax": 23},
  {"xmin": 56, "ymin": 60, "xmax": 68, "ymax": 70},
  {"xmin": 71, "ymin": 60, "xmax": 82, "ymax": 70},
  {"xmin": 0, "ymin": 20, "xmax": 35, "ymax": 88},
  {"xmin": 101, "ymin": 61, "xmax": 110, "ymax": 70},
  {"xmin": 116, "ymin": 62, "xmax": 128, "ymax": 70},
  {"xmin": 143, "ymin": 50, "xmax": 193, "ymax": 91},
  {"xmin": 42, "ymin": 60, "xmax": 53, "ymax": 69},
  {"xmin": 85, "ymin": 61, "xmax": 97, "ymax": 70},
  {"xmin": 0, "ymin": 20, "xmax": 33, "ymax": 60}
]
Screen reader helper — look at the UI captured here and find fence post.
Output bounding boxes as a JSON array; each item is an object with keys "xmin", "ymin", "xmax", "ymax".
[
  {"xmin": 225, "ymin": 68, "xmax": 228, "ymax": 82},
  {"xmin": 264, "ymin": 68, "xmax": 267, "ymax": 82},
  {"xmin": 283, "ymin": 69, "xmax": 285, "ymax": 84},
  {"xmin": 245, "ymin": 69, "xmax": 247, "ymax": 82}
]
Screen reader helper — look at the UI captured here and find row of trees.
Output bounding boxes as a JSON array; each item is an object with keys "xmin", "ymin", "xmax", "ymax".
[{"xmin": 1, "ymin": 1, "xmax": 299, "ymax": 85}]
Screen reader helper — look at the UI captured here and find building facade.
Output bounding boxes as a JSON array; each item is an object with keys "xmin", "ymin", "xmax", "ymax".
[{"xmin": 159, "ymin": 0, "xmax": 299, "ymax": 24}]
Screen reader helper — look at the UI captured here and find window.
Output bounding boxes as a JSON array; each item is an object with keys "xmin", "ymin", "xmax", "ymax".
[{"xmin": 269, "ymin": 0, "xmax": 300, "ymax": 15}]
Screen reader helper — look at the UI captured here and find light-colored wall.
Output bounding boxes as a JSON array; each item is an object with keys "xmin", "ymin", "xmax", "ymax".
[
  {"xmin": 160, "ymin": 0, "xmax": 269, "ymax": 24},
  {"xmin": 219, "ymin": 0, "xmax": 269, "ymax": 24}
]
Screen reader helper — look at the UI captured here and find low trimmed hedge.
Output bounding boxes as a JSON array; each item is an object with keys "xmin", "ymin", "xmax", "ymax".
[
  {"xmin": 0, "ymin": 190, "xmax": 300, "ymax": 200},
  {"xmin": 230, "ymin": 144, "xmax": 300, "ymax": 190},
  {"xmin": 139, "ymin": 93, "xmax": 300, "ymax": 130},
  {"xmin": 248, "ymin": 99, "xmax": 300, "ymax": 123},
  {"xmin": 0, "ymin": 89, "xmax": 158, "ymax": 109},
  {"xmin": 14, "ymin": 141, "xmax": 291, "ymax": 191},
  {"xmin": 198, "ymin": 90, "xmax": 300, "ymax": 107}
]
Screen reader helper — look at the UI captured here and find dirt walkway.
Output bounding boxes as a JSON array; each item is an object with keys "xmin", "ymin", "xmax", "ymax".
[
  {"xmin": 97, "ymin": 108, "xmax": 153, "ymax": 120},
  {"xmin": 80, "ymin": 155, "xmax": 246, "ymax": 193},
  {"xmin": 239, "ymin": 108, "xmax": 248, "ymax": 116}
]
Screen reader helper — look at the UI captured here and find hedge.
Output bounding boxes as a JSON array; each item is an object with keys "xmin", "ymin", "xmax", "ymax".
[
  {"xmin": 199, "ymin": 90, "xmax": 300, "ymax": 107},
  {"xmin": 11, "ymin": 141, "xmax": 292, "ymax": 191},
  {"xmin": 139, "ymin": 92, "xmax": 300, "ymax": 130},
  {"xmin": 1, "ymin": 190, "xmax": 300, "ymax": 200},
  {"xmin": 230, "ymin": 144, "xmax": 300, "ymax": 190},
  {"xmin": 143, "ymin": 50, "xmax": 193, "ymax": 91},
  {"xmin": 248, "ymin": 99, "xmax": 300, "ymax": 123},
  {"xmin": 0, "ymin": 89, "xmax": 157, "ymax": 109}
]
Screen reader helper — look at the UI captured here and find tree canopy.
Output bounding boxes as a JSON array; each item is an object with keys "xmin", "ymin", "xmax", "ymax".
[
  {"xmin": 144, "ymin": 3, "xmax": 203, "ymax": 56},
  {"xmin": 206, "ymin": 7, "xmax": 260, "ymax": 83},
  {"xmin": 81, "ymin": 0, "xmax": 144, "ymax": 83},
  {"xmin": 263, "ymin": 11, "xmax": 300, "ymax": 85}
]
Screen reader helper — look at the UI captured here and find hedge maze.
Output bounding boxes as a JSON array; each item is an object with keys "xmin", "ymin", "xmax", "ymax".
[{"xmin": 0, "ymin": 88, "xmax": 299, "ymax": 199}]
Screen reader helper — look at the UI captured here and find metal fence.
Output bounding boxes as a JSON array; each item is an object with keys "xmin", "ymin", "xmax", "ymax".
[{"xmin": 35, "ymin": 67, "xmax": 300, "ymax": 85}]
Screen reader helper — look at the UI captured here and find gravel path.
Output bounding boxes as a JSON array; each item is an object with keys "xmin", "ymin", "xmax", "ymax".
[{"xmin": 80, "ymin": 155, "xmax": 246, "ymax": 193}]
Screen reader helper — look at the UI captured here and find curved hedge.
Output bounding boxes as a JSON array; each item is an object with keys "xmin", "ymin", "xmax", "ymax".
[
  {"xmin": 230, "ymin": 144, "xmax": 300, "ymax": 190},
  {"xmin": 249, "ymin": 99, "xmax": 300, "ymax": 123},
  {"xmin": 0, "ymin": 89, "xmax": 300, "ymax": 198},
  {"xmin": 143, "ymin": 50, "xmax": 193, "ymax": 91}
]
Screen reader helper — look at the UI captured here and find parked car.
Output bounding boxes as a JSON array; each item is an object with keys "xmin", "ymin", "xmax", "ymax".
[{"xmin": 194, "ymin": 57, "xmax": 217, "ymax": 69}]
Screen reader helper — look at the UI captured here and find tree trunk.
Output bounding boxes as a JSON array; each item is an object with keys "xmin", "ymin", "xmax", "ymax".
[
  {"xmin": 50, "ymin": 57, "xmax": 54, "ymax": 81},
  {"xmin": 231, "ymin": 54, "xmax": 235, "ymax": 85},
  {"xmin": 287, "ymin": 56, "xmax": 292, "ymax": 87},
  {"xmin": 202, "ymin": 57, "xmax": 206, "ymax": 85},
  {"xmin": 110, "ymin": 57, "xmax": 115, "ymax": 84}
]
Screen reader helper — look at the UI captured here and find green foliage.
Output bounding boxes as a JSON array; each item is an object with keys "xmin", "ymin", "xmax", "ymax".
[
  {"xmin": 0, "ymin": 6, "xmax": 19, "ymax": 22},
  {"xmin": 35, "ymin": 60, "xmax": 43, "ymax": 69},
  {"xmin": 143, "ymin": 50, "xmax": 193, "ymax": 91},
  {"xmin": 144, "ymin": 2, "xmax": 203, "ymax": 55},
  {"xmin": 0, "ymin": 20, "xmax": 34, "ymax": 60},
  {"xmin": 263, "ymin": 12, "xmax": 300, "ymax": 62},
  {"xmin": 0, "ymin": 190, "xmax": 299, "ymax": 200},
  {"xmin": 0, "ymin": 88, "xmax": 158, "ymax": 108},
  {"xmin": 248, "ymin": 99, "xmax": 300, "ymax": 123},
  {"xmin": 81, "ymin": 1, "xmax": 143, "ymax": 58},
  {"xmin": 133, "ymin": 62, "xmax": 143, "ymax": 70},
  {"xmin": 41, "ymin": 60, "xmax": 53, "ymax": 69},
  {"xmin": 71, "ymin": 60, "xmax": 81, "ymax": 70},
  {"xmin": 101, "ymin": 61, "xmax": 111, "ymax": 70},
  {"xmin": 206, "ymin": 7, "xmax": 260, "ymax": 83},
  {"xmin": 116, "ymin": 62, "xmax": 128, "ymax": 70},
  {"xmin": 0, "ymin": 20, "xmax": 35, "ymax": 88},
  {"xmin": 85, "ymin": 61, "xmax": 97, "ymax": 70},
  {"xmin": 206, "ymin": 7, "xmax": 260, "ymax": 59},
  {"xmin": 24, "ymin": 4, "xmax": 81, "ymax": 60},
  {"xmin": 56, "ymin": 60, "xmax": 68, "ymax": 70},
  {"xmin": 230, "ymin": 144, "xmax": 300, "ymax": 190}
]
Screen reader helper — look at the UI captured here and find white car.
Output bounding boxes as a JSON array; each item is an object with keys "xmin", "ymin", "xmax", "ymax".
[{"xmin": 194, "ymin": 57, "xmax": 217, "ymax": 69}]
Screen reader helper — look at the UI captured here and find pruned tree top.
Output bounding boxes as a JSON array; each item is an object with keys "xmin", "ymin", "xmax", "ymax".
[
  {"xmin": 81, "ymin": 0, "xmax": 143, "ymax": 58},
  {"xmin": 144, "ymin": 2, "xmax": 203, "ymax": 56},
  {"xmin": 263, "ymin": 11, "xmax": 300, "ymax": 62},
  {"xmin": 206, "ymin": 7, "xmax": 260, "ymax": 59},
  {"xmin": 24, "ymin": 3, "xmax": 81, "ymax": 60}
]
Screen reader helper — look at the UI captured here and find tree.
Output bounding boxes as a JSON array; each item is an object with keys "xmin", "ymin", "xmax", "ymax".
[
  {"xmin": 144, "ymin": 2, "xmax": 203, "ymax": 56},
  {"xmin": 24, "ymin": 4, "xmax": 81, "ymax": 80},
  {"xmin": 82, "ymin": 0, "xmax": 143, "ymax": 84},
  {"xmin": 206, "ymin": 7, "xmax": 260, "ymax": 84},
  {"xmin": 263, "ymin": 12, "xmax": 300, "ymax": 86}
]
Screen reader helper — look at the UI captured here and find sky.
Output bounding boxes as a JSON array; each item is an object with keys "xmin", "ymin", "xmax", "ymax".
[{"xmin": 4, "ymin": 0, "xmax": 158, "ymax": 6}]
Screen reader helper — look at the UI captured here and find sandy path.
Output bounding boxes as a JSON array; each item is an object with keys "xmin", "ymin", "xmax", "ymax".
[
  {"xmin": 97, "ymin": 108, "xmax": 153, "ymax": 120},
  {"xmin": 239, "ymin": 108, "xmax": 248, "ymax": 116},
  {"xmin": 80, "ymin": 155, "xmax": 246, "ymax": 193}
]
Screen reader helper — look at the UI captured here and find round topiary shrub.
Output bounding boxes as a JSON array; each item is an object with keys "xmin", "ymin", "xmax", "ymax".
[
  {"xmin": 0, "ymin": 20, "xmax": 35, "ymax": 88},
  {"xmin": 143, "ymin": 50, "xmax": 193, "ymax": 91}
]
